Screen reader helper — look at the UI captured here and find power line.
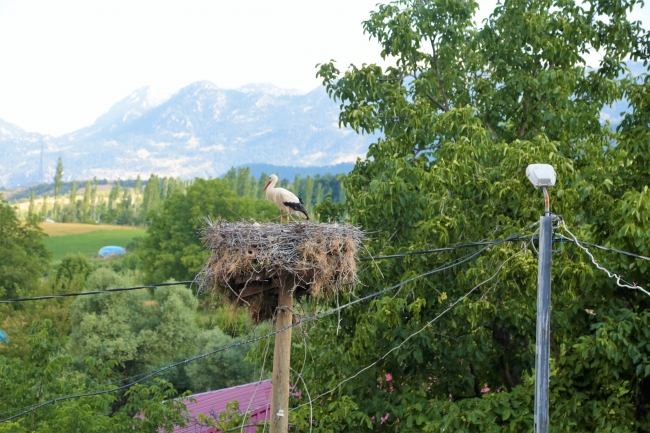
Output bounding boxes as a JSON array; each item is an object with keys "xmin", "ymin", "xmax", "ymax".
[
  {"xmin": 291, "ymin": 247, "xmax": 525, "ymax": 413},
  {"xmin": 554, "ymin": 235, "xmax": 650, "ymax": 262},
  {"xmin": 0, "ymin": 232, "xmax": 536, "ymax": 305},
  {"xmin": 0, "ymin": 222, "xmax": 538, "ymax": 422},
  {"xmin": 560, "ymin": 221, "xmax": 650, "ymax": 297},
  {"xmin": 0, "ymin": 281, "xmax": 195, "ymax": 304},
  {"xmin": 2, "ymin": 223, "xmax": 534, "ymax": 424},
  {"xmin": 357, "ymin": 238, "xmax": 532, "ymax": 262}
]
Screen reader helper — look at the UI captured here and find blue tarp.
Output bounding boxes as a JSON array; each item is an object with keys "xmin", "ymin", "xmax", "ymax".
[
  {"xmin": 98, "ymin": 246, "xmax": 126, "ymax": 258},
  {"xmin": 0, "ymin": 330, "xmax": 9, "ymax": 343}
]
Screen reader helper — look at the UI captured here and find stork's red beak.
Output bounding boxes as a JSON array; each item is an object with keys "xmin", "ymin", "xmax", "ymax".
[{"xmin": 262, "ymin": 180, "xmax": 271, "ymax": 191}]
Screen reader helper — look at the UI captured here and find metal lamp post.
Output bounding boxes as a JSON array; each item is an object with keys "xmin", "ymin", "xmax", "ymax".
[{"xmin": 525, "ymin": 163, "xmax": 557, "ymax": 433}]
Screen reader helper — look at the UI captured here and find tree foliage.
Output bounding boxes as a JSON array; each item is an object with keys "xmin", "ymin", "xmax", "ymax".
[
  {"xmin": 138, "ymin": 177, "xmax": 277, "ymax": 283},
  {"xmin": 68, "ymin": 269, "xmax": 199, "ymax": 379},
  {"xmin": 0, "ymin": 196, "xmax": 51, "ymax": 299},
  {"xmin": 0, "ymin": 320, "xmax": 191, "ymax": 432},
  {"xmin": 185, "ymin": 328, "xmax": 256, "ymax": 392},
  {"xmin": 283, "ymin": 0, "xmax": 650, "ymax": 431}
]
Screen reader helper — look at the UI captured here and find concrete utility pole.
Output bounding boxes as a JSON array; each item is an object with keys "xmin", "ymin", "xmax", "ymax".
[
  {"xmin": 270, "ymin": 275, "xmax": 294, "ymax": 433},
  {"xmin": 525, "ymin": 164, "xmax": 557, "ymax": 433},
  {"xmin": 534, "ymin": 188, "xmax": 552, "ymax": 433}
]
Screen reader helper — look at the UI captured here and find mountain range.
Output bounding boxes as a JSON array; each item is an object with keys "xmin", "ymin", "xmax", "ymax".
[
  {"xmin": 0, "ymin": 82, "xmax": 376, "ymax": 189},
  {"xmin": 2, "ymin": 60, "xmax": 644, "ymax": 190}
]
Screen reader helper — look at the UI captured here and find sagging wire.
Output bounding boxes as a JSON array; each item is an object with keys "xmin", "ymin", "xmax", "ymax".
[
  {"xmin": 0, "ymin": 281, "xmax": 195, "ymax": 304},
  {"xmin": 0, "ymin": 250, "xmax": 494, "ymax": 424},
  {"xmin": 560, "ymin": 220, "xmax": 650, "ymax": 298},
  {"xmin": 0, "ymin": 221, "xmax": 539, "ymax": 423},
  {"xmin": 291, "ymin": 245, "xmax": 525, "ymax": 413}
]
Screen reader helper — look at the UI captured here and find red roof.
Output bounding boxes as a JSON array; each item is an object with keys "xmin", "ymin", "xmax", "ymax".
[{"xmin": 173, "ymin": 380, "xmax": 272, "ymax": 433}]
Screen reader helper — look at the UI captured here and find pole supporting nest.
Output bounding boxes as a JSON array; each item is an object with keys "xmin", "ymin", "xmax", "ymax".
[{"xmin": 198, "ymin": 219, "xmax": 364, "ymax": 432}]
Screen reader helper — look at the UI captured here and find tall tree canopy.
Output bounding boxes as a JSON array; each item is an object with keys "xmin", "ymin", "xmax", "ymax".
[
  {"xmin": 0, "ymin": 196, "xmax": 50, "ymax": 299},
  {"xmin": 285, "ymin": 0, "xmax": 650, "ymax": 431}
]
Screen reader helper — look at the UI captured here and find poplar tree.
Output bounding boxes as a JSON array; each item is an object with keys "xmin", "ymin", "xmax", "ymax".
[
  {"xmin": 40, "ymin": 197, "xmax": 48, "ymax": 219},
  {"xmin": 140, "ymin": 174, "xmax": 161, "ymax": 222},
  {"xmin": 235, "ymin": 167, "xmax": 251, "ymax": 197},
  {"xmin": 53, "ymin": 157, "xmax": 63, "ymax": 220},
  {"xmin": 161, "ymin": 177, "xmax": 169, "ymax": 200},
  {"xmin": 27, "ymin": 191, "xmax": 35, "ymax": 218},
  {"xmin": 108, "ymin": 182, "xmax": 120, "ymax": 210},
  {"xmin": 223, "ymin": 167, "xmax": 238, "ymax": 192},
  {"xmin": 63, "ymin": 180, "xmax": 78, "ymax": 222},
  {"xmin": 293, "ymin": 174, "xmax": 302, "ymax": 199},
  {"xmin": 258, "ymin": 172, "xmax": 269, "ymax": 196},
  {"xmin": 303, "ymin": 175, "xmax": 314, "ymax": 209},
  {"xmin": 83, "ymin": 181, "xmax": 91, "ymax": 206}
]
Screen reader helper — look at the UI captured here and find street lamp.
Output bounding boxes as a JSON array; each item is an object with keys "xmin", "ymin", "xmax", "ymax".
[
  {"xmin": 526, "ymin": 163, "xmax": 556, "ymax": 433},
  {"xmin": 526, "ymin": 164, "xmax": 556, "ymax": 215}
]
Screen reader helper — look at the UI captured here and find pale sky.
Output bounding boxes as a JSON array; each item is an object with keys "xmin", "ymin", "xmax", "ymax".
[{"xmin": 0, "ymin": 0, "xmax": 647, "ymax": 136}]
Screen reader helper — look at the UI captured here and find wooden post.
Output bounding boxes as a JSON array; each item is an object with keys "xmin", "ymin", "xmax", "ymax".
[{"xmin": 270, "ymin": 274, "xmax": 294, "ymax": 433}]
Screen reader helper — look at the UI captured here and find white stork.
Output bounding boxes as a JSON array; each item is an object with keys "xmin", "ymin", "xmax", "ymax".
[{"xmin": 262, "ymin": 174, "xmax": 309, "ymax": 223}]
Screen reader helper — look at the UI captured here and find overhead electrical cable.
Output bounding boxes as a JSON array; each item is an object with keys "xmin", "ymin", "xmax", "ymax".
[
  {"xmin": 560, "ymin": 221, "xmax": 650, "ymax": 297},
  {"xmin": 554, "ymin": 235, "xmax": 650, "ymax": 261},
  {"xmin": 0, "ymin": 281, "xmax": 195, "ymax": 304},
  {"xmin": 356, "ymin": 238, "xmax": 532, "ymax": 262},
  {"xmin": 0, "ymin": 222, "xmax": 538, "ymax": 423},
  {"xmin": 0, "ymin": 230, "xmax": 540, "ymax": 305},
  {"xmin": 291, "ymin": 247, "xmax": 524, "ymax": 412}
]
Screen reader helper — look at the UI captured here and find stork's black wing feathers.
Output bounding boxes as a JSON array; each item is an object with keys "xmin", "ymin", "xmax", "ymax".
[{"xmin": 284, "ymin": 200, "xmax": 309, "ymax": 220}]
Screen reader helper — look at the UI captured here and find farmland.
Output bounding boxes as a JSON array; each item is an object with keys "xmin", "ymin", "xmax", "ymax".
[{"xmin": 39, "ymin": 223, "xmax": 145, "ymax": 261}]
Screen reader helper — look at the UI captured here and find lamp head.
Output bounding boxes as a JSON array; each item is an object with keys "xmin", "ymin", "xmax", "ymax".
[{"xmin": 526, "ymin": 164, "xmax": 556, "ymax": 190}]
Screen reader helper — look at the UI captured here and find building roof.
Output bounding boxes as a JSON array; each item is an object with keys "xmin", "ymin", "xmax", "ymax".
[{"xmin": 174, "ymin": 380, "xmax": 272, "ymax": 433}]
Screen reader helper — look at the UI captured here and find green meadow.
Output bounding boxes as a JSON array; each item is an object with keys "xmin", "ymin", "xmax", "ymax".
[{"xmin": 40, "ymin": 223, "xmax": 146, "ymax": 261}]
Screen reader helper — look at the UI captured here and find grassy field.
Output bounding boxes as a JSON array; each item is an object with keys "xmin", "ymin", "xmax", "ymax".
[{"xmin": 40, "ymin": 223, "xmax": 146, "ymax": 261}]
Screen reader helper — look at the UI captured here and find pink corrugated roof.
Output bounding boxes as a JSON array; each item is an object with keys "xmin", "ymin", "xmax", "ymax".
[{"xmin": 173, "ymin": 380, "xmax": 272, "ymax": 433}]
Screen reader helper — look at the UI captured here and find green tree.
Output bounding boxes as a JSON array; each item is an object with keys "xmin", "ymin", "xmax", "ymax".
[
  {"xmin": 293, "ymin": 174, "xmax": 302, "ymax": 198},
  {"xmin": 0, "ymin": 196, "xmax": 51, "ymax": 299},
  {"xmin": 224, "ymin": 167, "xmax": 238, "ymax": 192},
  {"xmin": 27, "ymin": 191, "xmax": 36, "ymax": 218},
  {"xmin": 108, "ymin": 181, "xmax": 120, "ymax": 210},
  {"xmin": 0, "ymin": 320, "xmax": 191, "ymax": 432},
  {"xmin": 303, "ymin": 175, "xmax": 314, "ymax": 209},
  {"xmin": 139, "ymin": 178, "xmax": 277, "ymax": 283},
  {"xmin": 235, "ymin": 167, "xmax": 251, "ymax": 197},
  {"xmin": 185, "ymin": 328, "xmax": 256, "ymax": 392},
  {"xmin": 62, "ymin": 180, "xmax": 78, "ymax": 222},
  {"xmin": 39, "ymin": 197, "xmax": 47, "ymax": 220},
  {"xmin": 140, "ymin": 174, "xmax": 161, "ymax": 223},
  {"xmin": 53, "ymin": 157, "xmax": 63, "ymax": 220},
  {"xmin": 283, "ymin": 0, "xmax": 650, "ymax": 431},
  {"xmin": 257, "ymin": 172, "xmax": 270, "ymax": 199},
  {"xmin": 68, "ymin": 268, "xmax": 199, "ymax": 381},
  {"xmin": 161, "ymin": 177, "xmax": 170, "ymax": 200},
  {"xmin": 54, "ymin": 253, "xmax": 93, "ymax": 294}
]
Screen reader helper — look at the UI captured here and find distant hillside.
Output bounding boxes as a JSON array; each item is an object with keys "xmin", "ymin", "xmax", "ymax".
[
  {"xmin": 0, "ymin": 83, "xmax": 376, "ymax": 189},
  {"xmin": 2, "ymin": 60, "xmax": 644, "ymax": 190}
]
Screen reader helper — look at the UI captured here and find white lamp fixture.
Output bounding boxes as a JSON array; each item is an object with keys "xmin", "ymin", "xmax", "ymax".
[{"xmin": 526, "ymin": 164, "xmax": 557, "ymax": 189}]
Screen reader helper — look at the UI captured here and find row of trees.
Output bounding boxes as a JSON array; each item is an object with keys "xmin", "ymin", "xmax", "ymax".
[
  {"xmin": 222, "ymin": 167, "xmax": 347, "ymax": 209},
  {"xmin": 19, "ymin": 160, "xmax": 346, "ymax": 226},
  {"xmin": 25, "ymin": 158, "xmax": 191, "ymax": 225}
]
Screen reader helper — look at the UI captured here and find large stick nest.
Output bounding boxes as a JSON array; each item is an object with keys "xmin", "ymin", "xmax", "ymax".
[{"xmin": 198, "ymin": 219, "xmax": 364, "ymax": 323}]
